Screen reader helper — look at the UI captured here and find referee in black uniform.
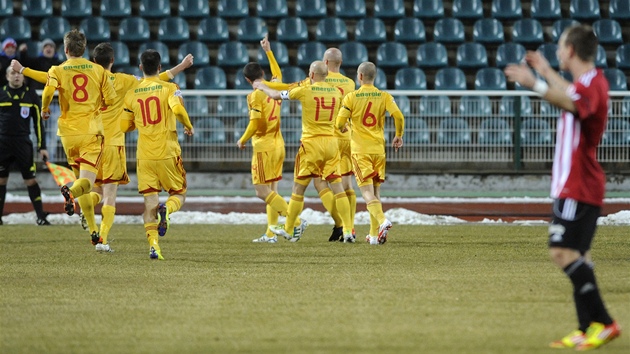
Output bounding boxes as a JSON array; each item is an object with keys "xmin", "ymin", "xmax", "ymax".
[{"xmin": 0, "ymin": 66, "xmax": 50, "ymax": 225}]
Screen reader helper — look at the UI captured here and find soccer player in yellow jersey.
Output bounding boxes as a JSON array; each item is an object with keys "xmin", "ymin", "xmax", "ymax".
[
  {"xmin": 11, "ymin": 45, "xmax": 194, "ymax": 253},
  {"xmin": 336, "ymin": 62, "xmax": 404, "ymax": 245},
  {"xmin": 254, "ymin": 61, "xmax": 354, "ymax": 243},
  {"xmin": 41, "ymin": 29, "xmax": 117, "ymax": 246},
  {"xmin": 121, "ymin": 49, "xmax": 193, "ymax": 260},
  {"xmin": 237, "ymin": 62, "xmax": 302, "ymax": 243}
]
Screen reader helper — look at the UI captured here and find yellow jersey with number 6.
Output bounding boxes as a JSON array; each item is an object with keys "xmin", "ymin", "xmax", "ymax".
[{"xmin": 46, "ymin": 57, "xmax": 116, "ymax": 136}]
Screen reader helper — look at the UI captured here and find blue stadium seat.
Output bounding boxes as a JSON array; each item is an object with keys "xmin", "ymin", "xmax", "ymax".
[
  {"xmin": 194, "ymin": 66, "xmax": 227, "ymax": 89},
  {"xmin": 419, "ymin": 96, "xmax": 451, "ymax": 117},
  {"xmin": 339, "ymin": 41, "xmax": 368, "ymax": 68},
  {"xmin": 452, "ymin": 0, "xmax": 483, "ymax": 20},
  {"xmin": 22, "ymin": 0, "xmax": 52, "ymax": 18},
  {"xmin": 277, "ymin": 17, "xmax": 309, "ymax": 43},
  {"xmin": 335, "ymin": 0, "xmax": 366, "ymax": 19},
  {"xmin": 185, "ymin": 95, "xmax": 209, "ymax": 118},
  {"xmin": 281, "ymin": 66, "xmax": 307, "ymax": 84},
  {"xmin": 601, "ymin": 118, "xmax": 630, "ymax": 145},
  {"xmin": 609, "ymin": 0, "xmax": 630, "ymax": 21},
  {"xmin": 395, "ymin": 68, "xmax": 426, "ymax": 90},
  {"xmin": 79, "ymin": 17, "xmax": 111, "ymax": 43},
  {"xmin": 101, "ymin": 0, "xmax": 131, "ymax": 19},
  {"xmin": 596, "ymin": 45, "xmax": 608, "ymax": 68},
  {"xmin": 197, "ymin": 17, "xmax": 229, "ymax": 43},
  {"xmin": 433, "ymin": 18, "xmax": 465, "ymax": 44},
  {"xmin": 0, "ymin": 0, "xmax": 12, "ymax": 18},
  {"xmin": 540, "ymin": 101, "xmax": 560, "ymax": 118},
  {"xmin": 499, "ymin": 96, "xmax": 532, "ymax": 116},
  {"xmin": 604, "ymin": 68, "xmax": 628, "ymax": 91},
  {"xmin": 218, "ymin": 0, "xmax": 249, "ymax": 19},
  {"xmin": 0, "ymin": 17, "xmax": 31, "ymax": 42},
  {"xmin": 459, "ymin": 96, "xmax": 492, "ymax": 117},
  {"xmin": 438, "ymin": 118, "xmax": 471, "ymax": 145},
  {"xmin": 110, "ymin": 41, "xmax": 130, "ymax": 68},
  {"xmin": 23, "ymin": 40, "xmax": 41, "ymax": 58},
  {"xmin": 297, "ymin": 42, "xmax": 326, "ymax": 67},
  {"xmin": 538, "ymin": 44, "xmax": 559, "ymax": 70},
  {"xmin": 237, "ymin": 17, "xmax": 267, "ymax": 43},
  {"xmin": 39, "ymin": 17, "xmax": 71, "ymax": 43},
  {"xmin": 491, "ymin": 0, "xmax": 522, "ymax": 20},
  {"xmin": 512, "ymin": 19, "xmax": 544, "ymax": 45},
  {"xmin": 593, "ymin": 19, "xmax": 623, "ymax": 45},
  {"xmin": 257, "ymin": 41, "xmax": 289, "ymax": 67},
  {"xmin": 394, "ymin": 18, "xmax": 426, "ymax": 44},
  {"xmin": 473, "ymin": 18, "xmax": 504, "ymax": 45},
  {"xmin": 194, "ymin": 118, "xmax": 226, "ymax": 144},
  {"xmin": 435, "ymin": 68, "xmax": 467, "ymax": 90},
  {"xmin": 392, "ymin": 95, "xmax": 411, "ymax": 116},
  {"xmin": 316, "ymin": 18, "xmax": 348, "ymax": 43},
  {"xmin": 172, "ymin": 71, "xmax": 186, "ymax": 89},
  {"xmin": 376, "ymin": 42, "xmax": 408, "ymax": 70},
  {"xmin": 178, "ymin": 0, "xmax": 209, "ymax": 19},
  {"xmin": 496, "ymin": 43, "xmax": 526, "ymax": 69},
  {"xmin": 474, "ymin": 68, "xmax": 507, "ymax": 90},
  {"xmin": 119, "ymin": 17, "xmax": 150, "ymax": 43},
  {"xmin": 233, "ymin": 117, "xmax": 250, "ymax": 142},
  {"xmin": 217, "ymin": 95, "xmax": 249, "ymax": 117},
  {"xmin": 416, "ymin": 42, "xmax": 448, "ymax": 69},
  {"xmin": 217, "ymin": 42, "xmax": 250, "ymax": 68},
  {"xmin": 616, "ymin": 44, "xmax": 630, "ymax": 70},
  {"xmin": 374, "ymin": 68, "xmax": 388, "ymax": 89},
  {"xmin": 479, "ymin": 118, "xmax": 512, "ymax": 145},
  {"xmin": 551, "ymin": 19, "xmax": 580, "ymax": 42},
  {"xmin": 521, "ymin": 118, "xmax": 552, "ymax": 146},
  {"xmin": 282, "ymin": 117, "xmax": 302, "ymax": 145},
  {"xmin": 158, "ymin": 17, "xmax": 190, "ymax": 44},
  {"xmin": 406, "ymin": 117, "xmax": 430, "ymax": 144},
  {"xmin": 140, "ymin": 0, "xmax": 170, "ymax": 19},
  {"xmin": 233, "ymin": 70, "xmax": 250, "ymax": 89},
  {"xmin": 570, "ymin": 0, "xmax": 600, "ymax": 21},
  {"xmin": 622, "ymin": 96, "xmax": 630, "ymax": 116},
  {"xmin": 456, "ymin": 42, "xmax": 488, "ymax": 69},
  {"xmin": 117, "ymin": 65, "xmax": 142, "ymax": 77},
  {"xmin": 357, "ymin": 18, "xmax": 388, "ymax": 44},
  {"xmin": 296, "ymin": 0, "xmax": 327, "ymax": 19},
  {"xmin": 374, "ymin": 0, "xmax": 406, "ymax": 20},
  {"xmin": 178, "ymin": 41, "xmax": 209, "ymax": 68},
  {"xmin": 61, "ymin": 0, "xmax": 91, "ymax": 19},
  {"xmin": 413, "ymin": 0, "xmax": 444, "ymax": 20},
  {"xmin": 531, "ymin": 0, "xmax": 561, "ymax": 21},
  {"xmin": 257, "ymin": 0, "xmax": 288, "ymax": 19},
  {"xmin": 138, "ymin": 41, "xmax": 170, "ymax": 66}
]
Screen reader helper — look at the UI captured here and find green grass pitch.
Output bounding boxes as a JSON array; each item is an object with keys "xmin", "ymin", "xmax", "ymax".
[{"xmin": 1, "ymin": 224, "xmax": 628, "ymax": 354}]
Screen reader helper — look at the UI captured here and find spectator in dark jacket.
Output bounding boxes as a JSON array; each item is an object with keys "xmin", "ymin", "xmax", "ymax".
[{"xmin": 18, "ymin": 38, "xmax": 62, "ymax": 90}]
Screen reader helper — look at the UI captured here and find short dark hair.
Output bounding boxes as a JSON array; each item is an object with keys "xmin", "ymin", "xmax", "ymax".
[
  {"xmin": 140, "ymin": 49, "xmax": 161, "ymax": 76},
  {"xmin": 243, "ymin": 62, "xmax": 263, "ymax": 82},
  {"xmin": 63, "ymin": 29, "xmax": 86, "ymax": 57},
  {"xmin": 92, "ymin": 43, "xmax": 114, "ymax": 68},
  {"xmin": 563, "ymin": 25, "xmax": 598, "ymax": 63}
]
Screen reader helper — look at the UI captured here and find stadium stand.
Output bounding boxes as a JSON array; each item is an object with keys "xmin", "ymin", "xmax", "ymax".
[
  {"xmin": 110, "ymin": 41, "xmax": 130, "ymax": 68},
  {"xmin": 413, "ymin": 0, "xmax": 445, "ymax": 20},
  {"xmin": 357, "ymin": 17, "xmax": 388, "ymax": 44},
  {"xmin": 616, "ymin": 44, "xmax": 630, "ymax": 70},
  {"xmin": 281, "ymin": 117, "xmax": 302, "ymax": 145},
  {"xmin": 257, "ymin": 41, "xmax": 289, "ymax": 67},
  {"xmin": 172, "ymin": 72, "xmax": 187, "ymax": 89},
  {"xmin": 601, "ymin": 118, "xmax": 630, "ymax": 145},
  {"xmin": 138, "ymin": 41, "xmax": 170, "ymax": 66},
  {"xmin": 596, "ymin": 45, "xmax": 608, "ymax": 68},
  {"xmin": 456, "ymin": 42, "xmax": 488, "ymax": 70},
  {"xmin": 512, "ymin": 19, "xmax": 544, "ymax": 46},
  {"xmin": 79, "ymin": 17, "xmax": 111, "ymax": 43},
  {"xmin": 101, "ymin": 0, "xmax": 131, "ymax": 19},
  {"xmin": 521, "ymin": 118, "xmax": 552, "ymax": 146},
  {"xmin": 459, "ymin": 96, "xmax": 492, "ymax": 117},
  {"xmin": 538, "ymin": 44, "xmax": 560, "ymax": 70},
  {"xmin": 194, "ymin": 66, "xmax": 227, "ymax": 89},
  {"xmin": 185, "ymin": 95, "xmax": 210, "ymax": 118},
  {"xmin": 531, "ymin": 0, "xmax": 562, "ymax": 21},
  {"xmin": 495, "ymin": 43, "xmax": 526, "ymax": 69},
  {"xmin": 609, "ymin": 0, "xmax": 630, "ymax": 21},
  {"xmin": 178, "ymin": 42, "xmax": 209, "ymax": 68},
  {"xmin": 570, "ymin": 0, "xmax": 600, "ymax": 21},
  {"xmin": 452, "ymin": 0, "xmax": 484, "ymax": 20},
  {"xmin": 479, "ymin": 118, "xmax": 512, "ymax": 145},
  {"xmin": 604, "ymin": 68, "xmax": 628, "ymax": 91},
  {"xmin": 551, "ymin": 19, "xmax": 580, "ymax": 42},
  {"xmin": 178, "ymin": 0, "xmax": 209, "ymax": 19},
  {"xmin": 435, "ymin": 68, "xmax": 467, "ymax": 90},
  {"xmin": 419, "ymin": 96, "xmax": 451, "ymax": 117},
  {"xmin": 316, "ymin": 18, "xmax": 348, "ymax": 43},
  {"xmin": 0, "ymin": 16, "xmax": 31, "ymax": 42},
  {"xmin": 22, "ymin": 0, "xmax": 52, "ymax": 18},
  {"xmin": 233, "ymin": 70, "xmax": 250, "ymax": 89},
  {"xmin": 416, "ymin": 42, "xmax": 448, "ymax": 69},
  {"xmin": 61, "ymin": 0, "xmax": 91, "ymax": 19},
  {"xmin": 39, "ymin": 17, "xmax": 71, "ymax": 43},
  {"xmin": 158, "ymin": 17, "xmax": 190, "ymax": 44},
  {"xmin": 0, "ymin": 0, "xmax": 12, "ymax": 18},
  {"xmin": 592, "ymin": 19, "xmax": 624, "ymax": 45},
  {"xmin": 373, "ymin": 68, "xmax": 388, "ymax": 90},
  {"xmin": 197, "ymin": 17, "xmax": 230, "ymax": 44},
  {"xmin": 339, "ymin": 41, "xmax": 368, "ymax": 68},
  {"xmin": 433, "ymin": 18, "xmax": 465, "ymax": 44},
  {"xmin": 118, "ymin": 17, "xmax": 150, "ymax": 43},
  {"xmin": 475, "ymin": 68, "xmax": 507, "ymax": 90},
  {"xmin": 438, "ymin": 118, "xmax": 471, "ymax": 145},
  {"xmin": 281, "ymin": 66, "xmax": 306, "ymax": 83},
  {"xmin": 140, "ymin": 0, "xmax": 171, "ymax": 19},
  {"xmin": 394, "ymin": 18, "xmax": 426, "ymax": 44},
  {"xmin": 405, "ymin": 117, "xmax": 430, "ymax": 144},
  {"xmin": 194, "ymin": 118, "xmax": 226, "ymax": 144},
  {"xmin": 218, "ymin": 0, "xmax": 249, "ymax": 19},
  {"xmin": 296, "ymin": 0, "xmax": 327, "ymax": 19},
  {"xmin": 499, "ymin": 96, "xmax": 532, "ymax": 117},
  {"xmin": 394, "ymin": 68, "xmax": 427, "ymax": 90},
  {"xmin": 237, "ymin": 17, "xmax": 268, "ymax": 43},
  {"xmin": 335, "ymin": 0, "xmax": 367, "ymax": 19},
  {"xmin": 277, "ymin": 17, "xmax": 309, "ymax": 43},
  {"xmin": 374, "ymin": 0, "xmax": 406, "ymax": 20},
  {"xmin": 472, "ymin": 18, "xmax": 505, "ymax": 45},
  {"xmin": 297, "ymin": 42, "xmax": 327, "ymax": 67},
  {"xmin": 217, "ymin": 42, "xmax": 250, "ymax": 68},
  {"xmin": 257, "ymin": 0, "xmax": 289, "ymax": 19},
  {"xmin": 491, "ymin": 0, "xmax": 523, "ymax": 20},
  {"xmin": 376, "ymin": 42, "xmax": 408, "ymax": 70},
  {"xmin": 217, "ymin": 95, "xmax": 249, "ymax": 117}
]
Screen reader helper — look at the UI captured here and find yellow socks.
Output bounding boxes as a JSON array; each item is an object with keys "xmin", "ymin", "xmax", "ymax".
[
  {"xmin": 285, "ymin": 194, "xmax": 304, "ymax": 233},
  {"xmin": 100, "ymin": 205, "xmax": 115, "ymax": 244},
  {"xmin": 265, "ymin": 191, "xmax": 288, "ymax": 217},
  {"xmin": 69, "ymin": 178, "xmax": 91, "ymax": 198},
  {"xmin": 77, "ymin": 194, "xmax": 97, "ymax": 233},
  {"xmin": 319, "ymin": 188, "xmax": 343, "ymax": 227},
  {"xmin": 334, "ymin": 192, "xmax": 353, "ymax": 234},
  {"xmin": 165, "ymin": 195, "xmax": 182, "ymax": 214},
  {"xmin": 145, "ymin": 223, "xmax": 159, "ymax": 250},
  {"xmin": 369, "ymin": 212, "xmax": 379, "ymax": 237},
  {"xmin": 91, "ymin": 192, "xmax": 102, "ymax": 206},
  {"xmin": 266, "ymin": 204, "xmax": 277, "ymax": 237},
  {"xmin": 367, "ymin": 200, "xmax": 386, "ymax": 226},
  {"xmin": 346, "ymin": 189, "xmax": 356, "ymax": 227}
]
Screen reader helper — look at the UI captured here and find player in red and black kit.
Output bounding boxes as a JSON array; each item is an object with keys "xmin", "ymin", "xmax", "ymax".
[
  {"xmin": 0, "ymin": 66, "xmax": 49, "ymax": 225},
  {"xmin": 505, "ymin": 25, "xmax": 620, "ymax": 350}
]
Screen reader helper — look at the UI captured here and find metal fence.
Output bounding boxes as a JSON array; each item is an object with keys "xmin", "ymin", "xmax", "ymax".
[{"xmin": 41, "ymin": 90, "xmax": 630, "ymax": 173}]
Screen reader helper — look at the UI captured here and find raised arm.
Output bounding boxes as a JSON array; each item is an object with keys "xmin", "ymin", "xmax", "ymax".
[
  {"xmin": 252, "ymin": 81, "xmax": 284, "ymax": 100},
  {"xmin": 159, "ymin": 54, "xmax": 194, "ymax": 82},
  {"xmin": 11, "ymin": 60, "xmax": 48, "ymax": 84}
]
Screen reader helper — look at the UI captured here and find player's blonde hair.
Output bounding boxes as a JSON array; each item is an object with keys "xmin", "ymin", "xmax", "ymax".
[{"xmin": 63, "ymin": 29, "xmax": 86, "ymax": 58}]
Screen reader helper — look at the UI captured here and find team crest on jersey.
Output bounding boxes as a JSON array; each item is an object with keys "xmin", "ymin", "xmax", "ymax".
[
  {"xmin": 20, "ymin": 107, "xmax": 30, "ymax": 118},
  {"xmin": 174, "ymin": 90, "xmax": 182, "ymax": 97}
]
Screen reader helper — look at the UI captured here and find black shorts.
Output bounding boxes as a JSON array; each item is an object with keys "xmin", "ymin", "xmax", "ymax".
[
  {"xmin": 548, "ymin": 198, "xmax": 601, "ymax": 253},
  {"xmin": 0, "ymin": 135, "xmax": 36, "ymax": 179}
]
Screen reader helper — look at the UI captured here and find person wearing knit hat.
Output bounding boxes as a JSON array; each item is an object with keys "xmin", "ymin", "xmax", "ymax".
[
  {"xmin": 0, "ymin": 38, "xmax": 19, "ymax": 87},
  {"xmin": 16, "ymin": 38, "xmax": 61, "ymax": 91}
]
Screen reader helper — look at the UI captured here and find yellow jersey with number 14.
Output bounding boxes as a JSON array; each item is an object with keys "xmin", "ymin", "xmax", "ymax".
[
  {"xmin": 286, "ymin": 81, "xmax": 342, "ymax": 139},
  {"xmin": 46, "ymin": 57, "xmax": 116, "ymax": 136},
  {"xmin": 122, "ymin": 77, "xmax": 183, "ymax": 160}
]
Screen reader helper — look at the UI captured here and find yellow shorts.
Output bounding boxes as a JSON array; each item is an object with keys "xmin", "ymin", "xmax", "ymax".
[
  {"xmin": 251, "ymin": 145, "xmax": 285, "ymax": 185},
  {"xmin": 96, "ymin": 145, "xmax": 130, "ymax": 186},
  {"xmin": 137, "ymin": 156, "xmax": 187, "ymax": 195},
  {"xmin": 338, "ymin": 138, "xmax": 353, "ymax": 176},
  {"xmin": 60, "ymin": 134, "xmax": 103, "ymax": 175},
  {"xmin": 352, "ymin": 153, "xmax": 386, "ymax": 187},
  {"xmin": 294, "ymin": 136, "xmax": 340, "ymax": 181}
]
